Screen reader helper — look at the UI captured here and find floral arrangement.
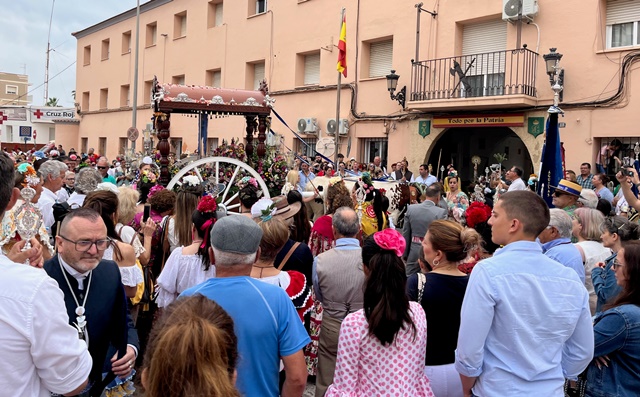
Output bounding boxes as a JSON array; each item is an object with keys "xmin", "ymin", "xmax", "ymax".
[
  {"xmin": 464, "ymin": 201, "xmax": 492, "ymax": 229},
  {"xmin": 17, "ymin": 163, "xmax": 40, "ymax": 187},
  {"xmin": 359, "ymin": 172, "xmax": 375, "ymax": 195},
  {"xmin": 252, "ymin": 150, "xmax": 289, "ymax": 197},
  {"xmin": 373, "ymin": 229, "xmax": 406, "ymax": 257},
  {"xmin": 328, "ymin": 176, "xmax": 343, "ymax": 187},
  {"xmin": 212, "ymin": 138, "xmax": 247, "ymax": 162},
  {"xmin": 197, "ymin": 195, "xmax": 218, "ymax": 213},
  {"xmin": 141, "ymin": 170, "xmax": 157, "ymax": 184},
  {"xmin": 182, "ymin": 175, "xmax": 200, "ymax": 187},
  {"xmin": 237, "ymin": 176, "xmax": 258, "ymax": 189},
  {"xmin": 147, "ymin": 184, "xmax": 164, "ymax": 199}
]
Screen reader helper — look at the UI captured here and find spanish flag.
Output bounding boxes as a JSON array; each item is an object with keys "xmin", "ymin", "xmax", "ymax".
[{"xmin": 337, "ymin": 14, "xmax": 347, "ymax": 77}]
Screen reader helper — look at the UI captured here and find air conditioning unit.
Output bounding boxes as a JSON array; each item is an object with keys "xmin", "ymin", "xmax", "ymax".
[
  {"xmin": 297, "ymin": 118, "xmax": 318, "ymax": 135},
  {"xmin": 326, "ymin": 119, "xmax": 349, "ymax": 136},
  {"xmin": 502, "ymin": 0, "xmax": 538, "ymax": 21}
]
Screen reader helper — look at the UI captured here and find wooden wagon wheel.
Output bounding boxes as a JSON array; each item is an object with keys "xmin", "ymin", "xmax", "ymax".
[{"xmin": 167, "ymin": 157, "xmax": 270, "ymax": 214}]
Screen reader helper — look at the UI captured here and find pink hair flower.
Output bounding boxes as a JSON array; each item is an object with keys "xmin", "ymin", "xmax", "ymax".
[{"xmin": 373, "ymin": 229, "xmax": 406, "ymax": 257}]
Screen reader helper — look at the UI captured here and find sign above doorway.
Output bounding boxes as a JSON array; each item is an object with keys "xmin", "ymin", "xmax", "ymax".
[{"xmin": 433, "ymin": 113, "xmax": 524, "ymax": 128}]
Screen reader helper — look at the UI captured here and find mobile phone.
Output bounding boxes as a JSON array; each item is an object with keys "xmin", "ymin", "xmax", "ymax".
[{"xmin": 143, "ymin": 205, "xmax": 151, "ymax": 222}]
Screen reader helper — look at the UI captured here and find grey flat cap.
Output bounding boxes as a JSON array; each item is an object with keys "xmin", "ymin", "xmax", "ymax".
[{"xmin": 210, "ymin": 214, "xmax": 263, "ymax": 254}]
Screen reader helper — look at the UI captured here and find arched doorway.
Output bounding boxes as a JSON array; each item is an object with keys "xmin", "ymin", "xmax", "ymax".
[{"xmin": 426, "ymin": 127, "xmax": 534, "ymax": 186}]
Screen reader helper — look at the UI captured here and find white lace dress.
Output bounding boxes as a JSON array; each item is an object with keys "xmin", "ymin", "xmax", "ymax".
[
  {"xmin": 156, "ymin": 246, "xmax": 216, "ymax": 308},
  {"xmin": 103, "ymin": 244, "xmax": 144, "ymax": 287}
]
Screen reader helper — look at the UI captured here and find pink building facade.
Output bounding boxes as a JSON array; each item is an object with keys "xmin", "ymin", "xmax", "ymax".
[{"xmin": 69, "ymin": 0, "xmax": 640, "ymax": 180}]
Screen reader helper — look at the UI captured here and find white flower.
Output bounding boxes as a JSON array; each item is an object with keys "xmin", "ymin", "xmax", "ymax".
[{"xmin": 183, "ymin": 175, "xmax": 200, "ymax": 187}]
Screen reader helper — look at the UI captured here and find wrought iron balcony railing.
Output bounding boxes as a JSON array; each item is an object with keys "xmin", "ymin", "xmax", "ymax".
[{"xmin": 410, "ymin": 47, "xmax": 538, "ymax": 102}]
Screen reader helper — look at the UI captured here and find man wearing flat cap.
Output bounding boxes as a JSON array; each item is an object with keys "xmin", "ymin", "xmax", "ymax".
[
  {"xmin": 551, "ymin": 179, "xmax": 583, "ymax": 217},
  {"xmin": 180, "ymin": 215, "xmax": 310, "ymax": 397}
]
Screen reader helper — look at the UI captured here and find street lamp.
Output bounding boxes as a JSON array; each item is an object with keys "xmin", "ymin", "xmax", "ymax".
[
  {"xmin": 543, "ymin": 48, "xmax": 564, "ymax": 110},
  {"xmin": 385, "ymin": 70, "xmax": 406, "ymax": 108}
]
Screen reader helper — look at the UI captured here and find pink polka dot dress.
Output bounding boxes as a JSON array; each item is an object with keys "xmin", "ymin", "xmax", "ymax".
[{"xmin": 325, "ymin": 301, "xmax": 434, "ymax": 397}]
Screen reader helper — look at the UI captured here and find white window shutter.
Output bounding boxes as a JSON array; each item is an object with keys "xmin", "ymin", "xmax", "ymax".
[
  {"xmin": 607, "ymin": 0, "xmax": 640, "ymax": 25},
  {"xmin": 304, "ymin": 53, "xmax": 320, "ymax": 85},
  {"xmin": 369, "ymin": 40, "xmax": 393, "ymax": 78},
  {"xmin": 215, "ymin": 3, "xmax": 223, "ymax": 26},
  {"xmin": 462, "ymin": 20, "xmax": 507, "ymax": 75},
  {"xmin": 253, "ymin": 62, "xmax": 265, "ymax": 90}
]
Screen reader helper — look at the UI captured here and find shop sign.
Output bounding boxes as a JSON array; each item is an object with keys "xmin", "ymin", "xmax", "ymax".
[{"xmin": 433, "ymin": 113, "xmax": 524, "ymax": 128}]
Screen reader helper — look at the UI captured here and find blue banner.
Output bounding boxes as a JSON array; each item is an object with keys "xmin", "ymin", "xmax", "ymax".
[
  {"xmin": 538, "ymin": 114, "xmax": 563, "ymax": 207},
  {"xmin": 198, "ymin": 113, "xmax": 209, "ymax": 156}
]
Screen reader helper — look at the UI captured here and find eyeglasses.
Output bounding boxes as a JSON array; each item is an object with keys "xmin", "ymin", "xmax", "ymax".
[
  {"xmin": 58, "ymin": 235, "xmax": 111, "ymax": 252},
  {"xmin": 97, "ymin": 166, "xmax": 108, "ymax": 170},
  {"xmin": 612, "ymin": 260, "xmax": 625, "ymax": 270},
  {"xmin": 553, "ymin": 191, "xmax": 568, "ymax": 197}
]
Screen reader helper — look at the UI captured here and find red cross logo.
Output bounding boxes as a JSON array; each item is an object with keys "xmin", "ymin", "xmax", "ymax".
[
  {"xmin": 0, "ymin": 112, "xmax": 7, "ymax": 125},
  {"xmin": 33, "ymin": 109, "xmax": 44, "ymax": 119}
]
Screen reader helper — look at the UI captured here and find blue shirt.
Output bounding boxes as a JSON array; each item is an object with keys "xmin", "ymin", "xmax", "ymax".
[
  {"xmin": 542, "ymin": 238, "xmax": 586, "ymax": 283},
  {"xmin": 312, "ymin": 238, "xmax": 360, "ymax": 303},
  {"xmin": 455, "ymin": 241, "xmax": 594, "ymax": 396},
  {"xmin": 298, "ymin": 170, "xmax": 315, "ymax": 192},
  {"xmin": 592, "ymin": 253, "xmax": 623, "ymax": 314},
  {"xmin": 180, "ymin": 277, "xmax": 310, "ymax": 397},
  {"xmin": 411, "ymin": 173, "xmax": 438, "ymax": 186}
]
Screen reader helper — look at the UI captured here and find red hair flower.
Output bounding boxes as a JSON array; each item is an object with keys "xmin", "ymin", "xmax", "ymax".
[
  {"xmin": 373, "ymin": 228, "xmax": 406, "ymax": 257},
  {"xmin": 465, "ymin": 201, "xmax": 492, "ymax": 229},
  {"xmin": 197, "ymin": 195, "xmax": 218, "ymax": 213}
]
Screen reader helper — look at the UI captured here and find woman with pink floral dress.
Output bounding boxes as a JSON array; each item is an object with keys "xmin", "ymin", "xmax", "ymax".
[{"xmin": 326, "ymin": 229, "xmax": 433, "ymax": 397}]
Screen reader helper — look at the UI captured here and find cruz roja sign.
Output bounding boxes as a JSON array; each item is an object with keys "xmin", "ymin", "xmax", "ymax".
[{"xmin": 30, "ymin": 107, "xmax": 75, "ymax": 121}]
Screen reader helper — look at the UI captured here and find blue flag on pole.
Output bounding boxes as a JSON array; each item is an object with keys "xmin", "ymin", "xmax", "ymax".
[{"xmin": 538, "ymin": 114, "xmax": 563, "ymax": 207}]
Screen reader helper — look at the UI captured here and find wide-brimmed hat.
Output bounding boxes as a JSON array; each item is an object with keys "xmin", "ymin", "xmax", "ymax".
[
  {"xmin": 550, "ymin": 179, "xmax": 582, "ymax": 197},
  {"xmin": 272, "ymin": 195, "xmax": 302, "ymax": 220}
]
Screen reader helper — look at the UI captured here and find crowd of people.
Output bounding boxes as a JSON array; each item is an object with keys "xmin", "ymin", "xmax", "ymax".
[{"xmin": 1, "ymin": 143, "xmax": 640, "ymax": 397}]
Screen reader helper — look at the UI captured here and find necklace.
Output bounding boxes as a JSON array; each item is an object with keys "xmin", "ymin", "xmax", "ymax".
[
  {"xmin": 252, "ymin": 263, "xmax": 275, "ymax": 278},
  {"xmin": 59, "ymin": 262, "xmax": 92, "ymax": 347}
]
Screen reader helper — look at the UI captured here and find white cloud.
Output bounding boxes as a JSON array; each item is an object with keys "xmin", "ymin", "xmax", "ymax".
[{"xmin": 0, "ymin": 0, "xmax": 136, "ymax": 107}]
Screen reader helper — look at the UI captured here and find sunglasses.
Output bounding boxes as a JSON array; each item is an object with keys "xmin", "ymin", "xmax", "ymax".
[
  {"xmin": 553, "ymin": 191, "xmax": 570, "ymax": 197},
  {"xmin": 97, "ymin": 166, "xmax": 108, "ymax": 170}
]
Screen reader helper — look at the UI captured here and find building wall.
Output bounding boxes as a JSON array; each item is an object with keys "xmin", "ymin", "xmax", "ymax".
[
  {"xmin": 0, "ymin": 72, "xmax": 29, "ymax": 106},
  {"xmin": 72, "ymin": 0, "xmax": 640, "ymax": 174}
]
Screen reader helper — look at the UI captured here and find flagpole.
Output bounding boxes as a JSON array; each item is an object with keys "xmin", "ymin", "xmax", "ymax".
[{"xmin": 334, "ymin": 8, "xmax": 345, "ymax": 167}]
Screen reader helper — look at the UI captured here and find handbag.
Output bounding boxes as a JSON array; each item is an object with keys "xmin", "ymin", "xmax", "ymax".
[
  {"xmin": 564, "ymin": 375, "xmax": 587, "ymax": 397},
  {"xmin": 417, "ymin": 273, "xmax": 427, "ymax": 302}
]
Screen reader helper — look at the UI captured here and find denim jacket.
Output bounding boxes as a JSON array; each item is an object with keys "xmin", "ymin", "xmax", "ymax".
[
  {"xmin": 585, "ymin": 304, "xmax": 640, "ymax": 397},
  {"xmin": 592, "ymin": 253, "xmax": 622, "ymax": 314}
]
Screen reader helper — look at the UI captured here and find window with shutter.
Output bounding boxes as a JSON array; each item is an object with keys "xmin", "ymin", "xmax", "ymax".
[
  {"xmin": 369, "ymin": 40, "xmax": 393, "ymax": 78},
  {"xmin": 253, "ymin": 62, "xmax": 265, "ymax": 90},
  {"xmin": 304, "ymin": 53, "xmax": 321, "ymax": 85},
  {"xmin": 461, "ymin": 20, "xmax": 507, "ymax": 97},
  {"xmin": 606, "ymin": 0, "xmax": 640, "ymax": 48}
]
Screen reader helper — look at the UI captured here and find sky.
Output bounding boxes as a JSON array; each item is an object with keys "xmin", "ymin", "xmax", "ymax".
[{"xmin": 0, "ymin": 0, "xmax": 137, "ymax": 107}]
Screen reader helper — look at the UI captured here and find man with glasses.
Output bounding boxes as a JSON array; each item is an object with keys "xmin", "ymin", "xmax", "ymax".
[
  {"xmin": 498, "ymin": 166, "xmax": 527, "ymax": 192},
  {"xmin": 538, "ymin": 209, "xmax": 585, "ymax": 282},
  {"xmin": 551, "ymin": 179, "xmax": 583, "ymax": 217},
  {"xmin": 0, "ymin": 152, "xmax": 92, "ymax": 397},
  {"xmin": 96, "ymin": 157, "xmax": 117, "ymax": 185},
  {"xmin": 45, "ymin": 208, "xmax": 139, "ymax": 396}
]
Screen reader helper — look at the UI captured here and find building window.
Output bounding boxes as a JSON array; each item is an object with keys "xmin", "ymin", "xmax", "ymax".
[
  {"xmin": 256, "ymin": 0, "xmax": 267, "ymax": 14},
  {"xmin": 206, "ymin": 69, "xmax": 222, "ymax": 87},
  {"xmin": 120, "ymin": 84, "xmax": 130, "ymax": 107},
  {"xmin": 122, "ymin": 31, "xmax": 132, "ymax": 54},
  {"xmin": 81, "ymin": 137, "xmax": 88, "ymax": 154},
  {"xmin": 606, "ymin": 0, "xmax": 640, "ymax": 48},
  {"xmin": 174, "ymin": 11, "xmax": 187, "ymax": 39},
  {"xmin": 100, "ymin": 88, "xmax": 108, "ymax": 109},
  {"xmin": 146, "ymin": 22, "xmax": 157, "ymax": 47},
  {"xmin": 247, "ymin": 61, "xmax": 265, "ymax": 90},
  {"xmin": 99, "ymin": 137, "xmax": 107, "ymax": 157},
  {"xmin": 48, "ymin": 127, "xmax": 55, "ymax": 141},
  {"xmin": 296, "ymin": 138, "xmax": 317, "ymax": 158},
  {"xmin": 101, "ymin": 39, "xmax": 110, "ymax": 60},
  {"xmin": 172, "ymin": 75, "xmax": 185, "ymax": 85},
  {"xmin": 207, "ymin": 137, "xmax": 219, "ymax": 155},
  {"xmin": 303, "ymin": 52, "xmax": 320, "ymax": 85},
  {"xmin": 208, "ymin": 1, "xmax": 223, "ymax": 28},
  {"xmin": 362, "ymin": 138, "xmax": 389, "ymax": 166},
  {"xmin": 6, "ymin": 125, "xmax": 13, "ymax": 141},
  {"xmin": 119, "ymin": 138, "xmax": 128, "ymax": 155},
  {"xmin": 461, "ymin": 20, "xmax": 507, "ymax": 98},
  {"xmin": 144, "ymin": 80, "xmax": 153, "ymax": 104},
  {"xmin": 82, "ymin": 91, "xmax": 90, "ymax": 111},
  {"xmin": 83, "ymin": 45, "xmax": 91, "ymax": 65},
  {"xmin": 367, "ymin": 39, "xmax": 393, "ymax": 78},
  {"xmin": 5, "ymin": 85, "xmax": 18, "ymax": 95}
]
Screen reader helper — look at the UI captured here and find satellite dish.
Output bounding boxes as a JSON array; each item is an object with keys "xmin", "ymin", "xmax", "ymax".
[
  {"xmin": 315, "ymin": 137, "xmax": 336, "ymax": 158},
  {"xmin": 504, "ymin": 0, "xmax": 521, "ymax": 17}
]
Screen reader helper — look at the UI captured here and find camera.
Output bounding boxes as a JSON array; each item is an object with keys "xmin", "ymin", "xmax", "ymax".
[{"xmin": 622, "ymin": 157, "xmax": 635, "ymax": 176}]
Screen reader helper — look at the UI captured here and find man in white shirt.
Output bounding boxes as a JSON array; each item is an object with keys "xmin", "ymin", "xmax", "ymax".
[
  {"xmin": 0, "ymin": 152, "xmax": 91, "ymax": 397},
  {"xmin": 411, "ymin": 163, "xmax": 438, "ymax": 186},
  {"xmin": 36, "ymin": 159, "xmax": 68, "ymax": 231},
  {"xmin": 499, "ymin": 165, "xmax": 527, "ymax": 192}
]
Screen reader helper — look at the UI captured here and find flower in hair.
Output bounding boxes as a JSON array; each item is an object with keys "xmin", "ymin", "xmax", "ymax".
[
  {"xmin": 373, "ymin": 228, "xmax": 406, "ymax": 257},
  {"xmin": 182, "ymin": 175, "xmax": 200, "ymax": 187},
  {"xmin": 17, "ymin": 163, "xmax": 40, "ymax": 187},
  {"xmin": 237, "ymin": 176, "xmax": 258, "ymax": 189},
  {"xmin": 147, "ymin": 184, "xmax": 164, "ymax": 199},
  {"xmin": 329, "ymin": 176, "xmax": 343, "ymax": 187},
  {"xmin": 197, "ymin": 195, "xmax": 218, "ymax": 213},
  {"xmin": 464, "ymin": 201, "xmax": 492, "ymax": 229}
]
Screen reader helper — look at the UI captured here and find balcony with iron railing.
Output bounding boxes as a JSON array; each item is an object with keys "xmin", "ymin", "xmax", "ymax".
[{"xmin": 408, "ymin": 47, "xmax": 539, "ymax": 111}]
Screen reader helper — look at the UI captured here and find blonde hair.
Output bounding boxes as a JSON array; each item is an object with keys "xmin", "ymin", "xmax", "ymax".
[
  {"xmin": 143, "ymin": 296, "xmax": 240, "ymax": 397},
  {"xmin": 427, "ymin": 220, "xmax": 483, "ymax": 262},
  {"xmin": 286, "ymin": 170, "xmax": 299, "ymax": 186},
  {"xmin": 257, "ymin": 217, "xmax": 290, "ymax": 261},
  {"xmin": 117, "ymin": 186, "xmax": 139, "ymax": 225},
  {"xmin": 574, "ymin": 207, "xmax": 605, "ymax": 241}
]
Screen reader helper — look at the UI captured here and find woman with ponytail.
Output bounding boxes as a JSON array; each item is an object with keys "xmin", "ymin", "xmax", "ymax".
[
  {"xmin": 155, "ymin": 195, "xmax": 218, "ymax": 308},
  {"xmin": 353, "ymin": 172, "xmax": 388, "ymax": 238},
  {"xmin": 326, "ymin": 228, "xmax": 433, "ymax": 397},
  {"xmin": 406, "ymin": 219, "xmax": 477, "ymax": 397},
  {"xmin": 141, "ymin": 295, "xmax": 240, "ymax": 397},
  {"xmin": 83, "ymin": 190, "xmax": 141, "ymax": 298}
]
